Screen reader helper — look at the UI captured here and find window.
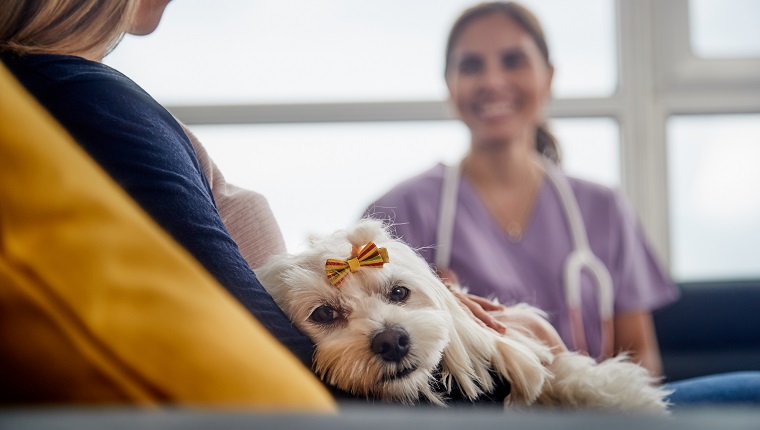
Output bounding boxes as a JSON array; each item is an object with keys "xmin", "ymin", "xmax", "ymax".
[
  {"xmin": 550, "ymin": 118, "xmax": 619, "ymax": 188},
  {"xmin": 192, "ymin": 121, "xmax": 469, "ymax": 251},
  {"xmin": 105, "ymin": 0, "xmax": 617, "ymax": 103},
  {"xmin": 689, "ymin": 0, "xmax": 760, "ymax": 58},
  {"xmin": 653, "ymin": 0, "xmax": 760, "ymax": 280},
  {"xmin": 193, "ymin": 118, "xmax": 618, "ymax": 251},
  {"xmin": 667, "ymin": 114, "xmax": 760, "ymax": 280},
  {"xmin": 105, "ymin": 0, "xmax": 621, "ymax": 252},
  {"xmin": 103, "ymin": 0, "xmax": 759, "ymax": 280}
]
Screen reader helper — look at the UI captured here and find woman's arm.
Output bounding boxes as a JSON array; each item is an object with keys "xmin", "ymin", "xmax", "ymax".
[
  {"xmin": 614, "ymin": 310, "xmax": 664, "ymax": 377},
  {"xmin": 179, "ymin": 122, "xmax": 287, "ymax": 267},
  {"xmin": 13, "ymin": 61, "xmax": 315, "ymax": 366},
  {"xmin": 603, "ymin": 188, "xmax": 676, "ymax": 376}
]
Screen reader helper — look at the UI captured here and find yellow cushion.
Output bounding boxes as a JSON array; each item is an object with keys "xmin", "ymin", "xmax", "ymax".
[{"xmin": 0, "ymin": 62, "xmax": 334, "ymax": 411}]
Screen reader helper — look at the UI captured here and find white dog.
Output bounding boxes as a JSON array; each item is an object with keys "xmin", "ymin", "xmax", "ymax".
[{"xmin": 256, "ymin": 219, "xmax": 670, "ymax": 413}]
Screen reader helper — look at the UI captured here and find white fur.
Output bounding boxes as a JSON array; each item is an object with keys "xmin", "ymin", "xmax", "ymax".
[{"xmin": 256, "ymin": 220, "xmax": 671, "ymax": 413}]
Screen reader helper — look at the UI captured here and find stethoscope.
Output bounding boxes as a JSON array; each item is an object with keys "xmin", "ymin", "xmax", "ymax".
[{"xmin": 435, "ymin": 156, "xmax": 615, "ymax": 358}]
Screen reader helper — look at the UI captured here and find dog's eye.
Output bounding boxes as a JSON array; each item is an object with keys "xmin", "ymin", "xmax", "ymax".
[
  {"xmin": 310, "ymin": 305, "xmax": 339, "ymax": 324},
  {"xmin": 389, "ymin": 286, "xmax": 410, "ymax": 303}
]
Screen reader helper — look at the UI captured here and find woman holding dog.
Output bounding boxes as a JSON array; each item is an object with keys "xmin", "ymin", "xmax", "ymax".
[
  {"xmin": 0, "ymin": 0, "xmax": 509, "ymax": 381},
  {"xmin": 0, "ymin": 0, "xmax": 515, "ymax": 405},
  {"xmin": 0, "ymin": 0, "xmax": 317, "ymax": 368}
]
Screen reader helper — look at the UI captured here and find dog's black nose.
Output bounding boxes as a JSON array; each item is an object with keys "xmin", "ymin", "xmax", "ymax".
[{"xmin": 371, "ymin": 327, "xmax": 410, "ymax": 362}]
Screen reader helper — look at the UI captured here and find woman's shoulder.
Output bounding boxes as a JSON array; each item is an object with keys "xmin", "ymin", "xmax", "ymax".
[
  {"xmin": 4, "ymin": 53, "xmax": 181, "ymax": 142},
  {"xmin": 363, "ymin": 163, "xmax": 445, "ymax": 226},
  {"xmin": 2, "ymin": 53, "xmax": 137, "ymax": 92},
  {"xmin": 566, "ymin": 174, "xmax": 615, "ymax": 196},
  {"xmin": 564, "ymin": 174, "xmax": 623, "ymax": 207},
  {"xmin": 562, "ymin": 173, "xmax": 639, "ymax": 229},
  {"xmin": 5, "ymin": 54, "xmax": 170, "ymax": 129}
]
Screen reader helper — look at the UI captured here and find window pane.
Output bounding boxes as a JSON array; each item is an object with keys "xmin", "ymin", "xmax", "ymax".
[
  {"xmin": 689, "ymin": 0, "xmax": 760, "ymax": 58},
  {"xmin": 668, "ymin": 114, "xmax": 760, "ymax": 281},
  {"xmin": 550, "ymin": 117, "xmax": 620, "ymax": 188},
  {"xmin": 104, "ymin": 0, "xmax": 617, "ymax": 105},
  {"xmin": 191, "ymin": 118, "xmax": 618, "ymax": 252},
  {"xmin": 192, "ymin": 122, "xmax": 468, "ymax": 252}
]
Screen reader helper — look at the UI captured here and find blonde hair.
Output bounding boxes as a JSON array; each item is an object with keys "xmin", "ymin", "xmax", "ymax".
[{"xmin": 0, "ymin": 0, "xmax": 138, "ymax": 57}]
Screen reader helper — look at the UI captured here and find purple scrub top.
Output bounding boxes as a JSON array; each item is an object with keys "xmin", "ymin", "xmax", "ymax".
[{"xmin": 364, "ymin": 163, "xmax": 679, "ymax": 359}]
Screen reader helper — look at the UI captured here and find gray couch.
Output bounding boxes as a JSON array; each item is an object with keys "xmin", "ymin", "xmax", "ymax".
[
  {"xmin": 655, "ymin": 280, "xmax": 760, "ymax": 382},
  {"xmin": 3, "ymin": 280, "xmax": 759, "ymax": 430},
  {"xmin": 3, "ymin": 404, "xmax": 760, "ymax": 430}
]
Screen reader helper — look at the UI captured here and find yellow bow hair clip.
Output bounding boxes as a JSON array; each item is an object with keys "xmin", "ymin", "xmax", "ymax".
[{"xmin": 325, "ymin": 241, "xmax": 390, "ymax": 286}]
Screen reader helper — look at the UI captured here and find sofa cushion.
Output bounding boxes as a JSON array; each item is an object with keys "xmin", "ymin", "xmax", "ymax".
[
  {"xmin": 655, "ymin": 281, "xmax": 760, "ymax": 382},
  {"xmin": 0, "ymin": 61, "xmax": 334, "ymax": 411}
]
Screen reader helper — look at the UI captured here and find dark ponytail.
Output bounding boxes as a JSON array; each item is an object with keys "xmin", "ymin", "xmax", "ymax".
[{"xmin": 537, "ymin": 123, "xmax": 560, "ymax": 164}]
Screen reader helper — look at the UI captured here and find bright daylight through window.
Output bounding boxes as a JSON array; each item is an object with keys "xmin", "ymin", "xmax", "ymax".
[{"xmin": 105, "ymin": 0, "xmax": 759, "ymax": 281}]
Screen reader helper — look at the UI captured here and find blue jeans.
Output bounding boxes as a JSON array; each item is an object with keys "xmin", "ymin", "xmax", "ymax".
[{"xmin": 665, "ymin": 372, "xmax": 760, "ymax": 406}]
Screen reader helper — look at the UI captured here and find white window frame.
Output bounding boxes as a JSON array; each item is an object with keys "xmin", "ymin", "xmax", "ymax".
[
  {"xmin": 166, "ymin": 0, "xmax": 760, "ymax": 277},
  {"xmin": 624, "ymin": 0, "xmax": 760, "ymax": 271}
]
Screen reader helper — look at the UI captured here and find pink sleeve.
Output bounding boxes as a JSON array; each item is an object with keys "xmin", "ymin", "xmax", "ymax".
[{"xmin": 180, "ymin": 123, "xmax": 287, "ymax": 268}]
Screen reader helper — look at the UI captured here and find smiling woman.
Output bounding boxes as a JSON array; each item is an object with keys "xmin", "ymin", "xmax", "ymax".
[
  {"xmin": 444, "ymin": 3, "xmax": 557, "ymax": 164},
  {"xmin": 364, "ymin": 1, "xmax": 677, "ymax": 377}
]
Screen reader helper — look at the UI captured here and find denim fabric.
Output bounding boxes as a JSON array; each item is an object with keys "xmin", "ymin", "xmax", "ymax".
[{"xmin": 666, "ymin": 372, "xmax": 760, "ymax": 406}]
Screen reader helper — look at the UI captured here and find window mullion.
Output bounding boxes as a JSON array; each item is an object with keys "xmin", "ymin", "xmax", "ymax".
[{"xmin": 618, "ymin": 0, "xmax": 672, "ymax": 269}]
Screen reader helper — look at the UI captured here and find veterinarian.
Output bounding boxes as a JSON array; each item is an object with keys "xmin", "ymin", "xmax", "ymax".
[
  {"xmin": 364, "ymin": 1, "xmax": 678, "ymax": 376},
  {"xmin": 364, "ymin": 1, "xmax": 760, "ymax": 406}
]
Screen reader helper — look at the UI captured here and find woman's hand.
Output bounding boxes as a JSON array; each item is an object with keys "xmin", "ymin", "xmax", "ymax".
[
  {"xmin": 438, "ymin": 268, "xmax": 567, "ymax": 352},
  {"xmin": 438, "ymin": 268, "xmax": 507, "ymax": 334},
  {"xmin": 454, "ymin": 290, "xmax": 509, "ymax": 335},
  {"xmin": 494, "ymin": 306, "xmax": 568, "ymax": 354}
]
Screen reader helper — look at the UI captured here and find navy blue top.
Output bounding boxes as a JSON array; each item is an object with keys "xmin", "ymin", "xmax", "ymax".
[{"xmin": 1, "ymin": 53, "xmax": 315, "ymax": 367}]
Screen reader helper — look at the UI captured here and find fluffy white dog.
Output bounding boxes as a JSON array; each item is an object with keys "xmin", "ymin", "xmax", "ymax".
[{"xmin": 256, "ymin": 219, "xmax": 670, "ymax": 413}]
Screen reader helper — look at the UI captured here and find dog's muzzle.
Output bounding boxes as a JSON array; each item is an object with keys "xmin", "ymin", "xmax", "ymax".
[{"xmin": 371, "ymin": 326, "xmax": 410, "ymax": 362}]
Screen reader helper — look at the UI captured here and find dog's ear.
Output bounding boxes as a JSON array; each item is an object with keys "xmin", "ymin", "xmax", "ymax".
[
  {"xmin": 306, "ymin": 232, "xmax": 329, "ymax": 248},
  {"xmin": 254, "ymin": 253, "xmax": 299, "ymax": 304}
]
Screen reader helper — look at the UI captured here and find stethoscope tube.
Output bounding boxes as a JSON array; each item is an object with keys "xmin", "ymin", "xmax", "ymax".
[{"xmin": 436, "ymin": 156, "xmax": 615, "ymax": 358}]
